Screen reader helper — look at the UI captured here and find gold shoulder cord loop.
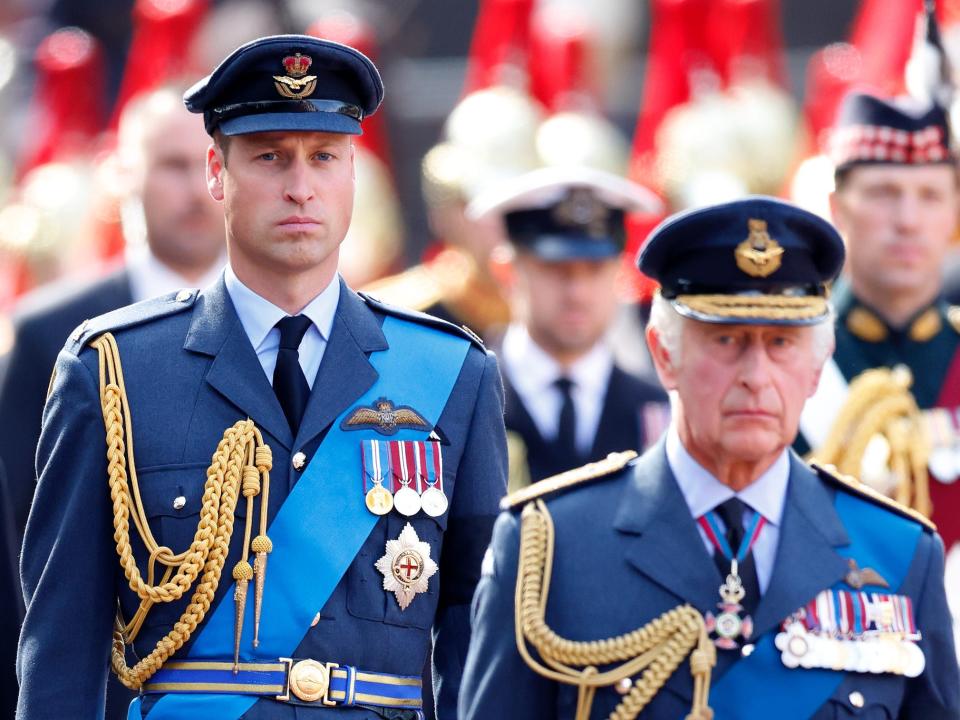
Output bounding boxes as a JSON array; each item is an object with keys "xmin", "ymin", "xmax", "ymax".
[
  {"xmin": 91, "ymin": 332, "xmax": 273, "ymax": 689},
  {"xmin": 515, "ymin": 500, "xmax": 715, "ymax": 720},
  {"xmin": 811, "ymin": 366, "xmax": 931, "ymax": 517}
]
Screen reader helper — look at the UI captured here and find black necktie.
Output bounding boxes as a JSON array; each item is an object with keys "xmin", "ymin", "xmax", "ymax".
[
  {"xmin": 712, "ymin": 497, "xmax": 762, "ymax": 616},
  {"xmin": 273, "ymin": 315, "xmax": 312, "ymax": 434},
  {"xmin": 554, "ymin": 377, "xmax": 578, "ymax": 468}
]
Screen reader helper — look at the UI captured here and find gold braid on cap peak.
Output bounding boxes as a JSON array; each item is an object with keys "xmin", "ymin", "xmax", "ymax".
[
  {"xmin": 90, "ymin": 333, "xmax": 274, "ymax": 688},
  {"xmin": 809, "ymin": 366, "xmax": 932, "ymax": 520},
  {"xmin": 514, "ymin": 499, "xmax": 715, "ymax": 720},
  {"xmin": 675, "ymin": 294, "xmax": 827, "ymax": 321}
]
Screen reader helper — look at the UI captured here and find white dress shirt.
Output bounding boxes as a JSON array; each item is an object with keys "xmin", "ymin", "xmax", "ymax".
[
  {"xmin": 666, "ymin": 425, "xmax": 788, "ymax": 593},
  {"xmin": 501, "ymin": 323, "xmax": 613, "ymax": 456},
  {"xmin": 223, "ymin": 265, "xmax": 340, "ymax": 388},
  {"xmin": 126, "ymin": 247, "xmax": 225, "ymax": 304}
]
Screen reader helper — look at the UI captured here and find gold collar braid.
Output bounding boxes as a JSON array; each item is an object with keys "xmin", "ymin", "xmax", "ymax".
[
  {"xmin": 91, "ymin": 332, "xmax": 273, "ymax": 689},
  {"xmin": 515, "ymin": 499, "xmax": 715, "ymax": 720}
]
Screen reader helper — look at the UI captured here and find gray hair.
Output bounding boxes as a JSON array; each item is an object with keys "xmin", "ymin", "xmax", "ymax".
[{"xmin": 647, "ymin": 293, "xmax": 835, "ymax": 367}]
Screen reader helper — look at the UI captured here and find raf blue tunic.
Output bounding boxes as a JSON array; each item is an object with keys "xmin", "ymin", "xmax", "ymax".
[
  {"xmin": 460, "ymin": 442, "xmax": 960, "ymax": 719},
  {"xmin": 17, "ymin": 277, "xmax": 507, "ymax": 719}
]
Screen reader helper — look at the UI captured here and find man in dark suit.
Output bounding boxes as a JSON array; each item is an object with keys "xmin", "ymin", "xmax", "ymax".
[
  {"xmin": 469, "ymin": 166, "xmax": 669, "ymax": 490},
  {"xmin": 17, "ymin": 35, "xmax": 507, "ymax": 720},
  {"xmin": 460, "ymin": 197, "xmax": 959, "ymax": 718}
]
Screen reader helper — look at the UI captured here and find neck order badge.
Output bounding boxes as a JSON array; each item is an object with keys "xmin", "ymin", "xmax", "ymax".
[{"xmin": 136, "ymin": 316, "xmax": 471, "ymax": 720}]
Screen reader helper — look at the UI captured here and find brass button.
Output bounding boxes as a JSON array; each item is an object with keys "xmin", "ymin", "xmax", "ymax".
[
  {"xmin": 848, "ymin": 691, "xmax": 865, "ymax": 709},
  {"xmin": 615, "ymin": 677, "xmax": 632, "ymax": 695},
  {"xmin": 292, "ymin": 452, "xmax": 307, "ymax": 471},
  {"xmin": 175, "ymin": 289, "xmax": 193, "ymax": 303},
  {"xmin": 288, "ymin": 659, "xmax": 329, "ymax": 702},
  {"xmin": 172, "ymin": 495, "xmax": 186, "ymax": 510}
]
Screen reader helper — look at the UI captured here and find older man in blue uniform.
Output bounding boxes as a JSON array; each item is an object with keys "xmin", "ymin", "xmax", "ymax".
[
  {"xmin": 17, "ymin": 36, "xmax": 507, "ymax": 720},
  {"xmin": 460, "ymin": 197, "xmax": 959, "ymax": 718}
]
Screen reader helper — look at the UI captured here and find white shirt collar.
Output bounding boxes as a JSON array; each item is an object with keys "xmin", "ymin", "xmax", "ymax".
[
  {"xmin": 501, "ymin": 323, "xmax": 613, "ymax": 395},
  {"xmin": 666, "ymin": 424, "xmax": 789, "ymax": 526},
  {"xmin": 223, "ymin": 265, "xmax": 339, "ymax": 352},
  {"xmin": 126, "ymin": 247, "xmax": 225, "ymax": 304}
]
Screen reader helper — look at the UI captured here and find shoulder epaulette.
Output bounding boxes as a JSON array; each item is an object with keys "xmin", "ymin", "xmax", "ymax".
[
  {"xmin": 359, "ymin": 291, "xmax": 486, "ymax": 350},
  {"xmin": 947, "ymin": 305, "xmax": 960, "ymax": 335},
  {"xmin": 811, "ymin": 463, "xmax": 936, "ymax": 533},
  {"xmin": 361, "ymin": 264, "xmax": 445, "ymax": 314},
  {"xmin": 500, "ymin": 450, "xmax": 638, "ymax": 511},
  {"xmin": 67, "ymin": 288, "xmax": 198, "ymax": 353}
]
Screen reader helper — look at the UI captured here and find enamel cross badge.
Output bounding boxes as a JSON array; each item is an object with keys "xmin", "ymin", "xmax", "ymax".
[{"xmin": 375, "ymin": 523, "xmax": 438, "ymax": 610}]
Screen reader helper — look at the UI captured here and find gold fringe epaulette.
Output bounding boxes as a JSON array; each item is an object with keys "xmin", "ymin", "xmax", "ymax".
[
  {"xmin": 500, "ymin": 450, "xmax": 637, "ymax": 511},
  {"xmin": 811, "ymin": 463, "xmax": 936, "ymax": 533}
]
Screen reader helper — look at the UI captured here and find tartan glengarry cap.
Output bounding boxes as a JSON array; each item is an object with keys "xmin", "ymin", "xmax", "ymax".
[
  {"xmin": 830, "ymin": 91, "xmax": 952, "ymax": 171},
  {"xmin": 184, "ymin": 34, "xmax": 383, "ymax": 136},
  {"xmin": 637, "ymin": 196, "xmax": 844, "ymax": 325}
]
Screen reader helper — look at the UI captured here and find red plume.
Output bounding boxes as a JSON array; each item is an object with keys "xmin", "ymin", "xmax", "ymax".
[
  {"xmin": 463, "ymin": 0, "xmax": 535, "ymax": 94},
  {"xmin": 18, "ymin": 27, "xmax": 105, "ymax": 178},
  {"xmin": 110, "ymin": 0, "xmax": 209, "ymax": 127},
  {"xmin": 528, "ymin": 5, "xmax": 599, "ymax": 113}
]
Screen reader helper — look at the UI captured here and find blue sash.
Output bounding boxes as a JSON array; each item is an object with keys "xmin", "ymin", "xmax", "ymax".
[
  {"xmin": 707, "ymin": 490, "xmax": 922, "ymax": 720},
  {"xmin": 136, "ymin": 316, "xmax": 471, "ymax": 719}
]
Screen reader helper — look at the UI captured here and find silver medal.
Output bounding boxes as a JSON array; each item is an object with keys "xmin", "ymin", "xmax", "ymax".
[
  {"xmin": 393, "ymin": 485, "xmax": 422, "ymax": 516},
  {"xmin": 420, "ymin": 486, "xmax": 449, "ymax": 517}
]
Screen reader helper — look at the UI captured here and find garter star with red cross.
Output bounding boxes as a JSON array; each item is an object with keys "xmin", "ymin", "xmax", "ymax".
[{"xmin": 375, "ymin": 523, "xmax": 438, "ymax": 610}]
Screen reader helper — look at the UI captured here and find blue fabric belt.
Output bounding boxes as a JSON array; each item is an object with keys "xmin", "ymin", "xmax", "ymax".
[{"xmin": 143, "ymin": 660, "xmax": 423, "ymax": 709}]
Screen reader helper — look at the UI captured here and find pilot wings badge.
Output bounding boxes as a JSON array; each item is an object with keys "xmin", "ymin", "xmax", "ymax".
[
  {"xmin": 735, "ymin": 219, "xmax": 784, "ymax": 278},
  {"xmin": 342, "ymin": 397, "xmax": 431, "ymax": 435}
]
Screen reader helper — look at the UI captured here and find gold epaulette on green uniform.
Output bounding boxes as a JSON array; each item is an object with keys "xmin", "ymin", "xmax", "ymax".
[
  {"xmin": 811, "ymin": 463, "xmax": 936, "ymax": 533},
  {"xmin": 500, "ymin": 450, "xmax": 637, "ymax": 511}
]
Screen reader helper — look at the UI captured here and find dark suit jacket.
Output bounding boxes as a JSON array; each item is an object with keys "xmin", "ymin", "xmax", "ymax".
[
  {"xmin": 503, "ymin": 363, "xmax": 668, "ymax": 483},
  {"xmin": 0, "ymin": 269, "xmax": 133, "ymax": 720},
  {"xmin": 17, "ymin": 278, "xmax": 507, "ymax": 719},
  {"xmin": 460, "ymin": 443, "xmax": 960, "ymax": 719}
]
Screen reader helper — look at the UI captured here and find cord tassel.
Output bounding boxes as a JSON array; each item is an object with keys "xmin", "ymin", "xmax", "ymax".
[
  {"xmin": 251, "ymin": 535, "xmax": 273, "ymax": 647},
  {"xmin": 232, "ymin": 561, "xmax": 253, "ymax": 672}
]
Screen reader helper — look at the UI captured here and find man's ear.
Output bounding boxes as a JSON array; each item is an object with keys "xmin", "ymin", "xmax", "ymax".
[
  {"xmin": 206, "ymin": 143, "xmax": 225, "ymax": 201},
  {"xmin": 828, "ymin": 189, "xmax": 844, "ymax": 232},
  {"xmin": 487, "ymin": 244, "xmax": 515, "ymax": 293},
  {"xmin": 646, "ymin": 324, "xmax": 679, "ymax": 391}
]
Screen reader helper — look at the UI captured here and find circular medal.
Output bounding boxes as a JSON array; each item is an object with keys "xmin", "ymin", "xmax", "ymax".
[
  {"xmin": 365, "ymin": 485, "xmax": 394, "ymax": 516},
  {"xmin": 393, "ymin": 485, "xmax": 422, "ymax": 517},
  {"xmin": 929, "ymin": 446, "xmax": 957, "ymax": 484},
  {"xmin": 421, "ymin": 486, "xmax": 449, "ymax": 517},
  {"xmin": 715, "ymin": 611, "xmax": 743, "ymax": 640},
  {"xmin": 901, "ymin": 641, "xmax": 926, "ymax": 678}
]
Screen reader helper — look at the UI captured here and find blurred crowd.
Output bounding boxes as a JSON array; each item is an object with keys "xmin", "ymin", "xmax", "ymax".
[{"xmin": 4, "ymin": 0, "xmax": 960, "ymax": 715}]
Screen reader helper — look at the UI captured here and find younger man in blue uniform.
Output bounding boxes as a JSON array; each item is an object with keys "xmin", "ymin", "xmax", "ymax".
[
  {"xmin": 17, "ymin": 35, "xmax": 507, "ymax": 719},
  {"xmin": 460, "ymin": 197, "xmax": 959, "ymax": 718}
]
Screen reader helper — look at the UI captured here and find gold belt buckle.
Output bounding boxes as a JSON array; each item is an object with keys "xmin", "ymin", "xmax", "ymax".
[{"xmin": 276, "ymin": 657, "xmax": 339, "ymax": 706}]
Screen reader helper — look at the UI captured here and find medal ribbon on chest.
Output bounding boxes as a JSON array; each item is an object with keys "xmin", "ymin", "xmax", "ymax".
[
  {"xmin": 698, "ymin": 508, "xmax": 766, "ymax": 650},
  {"xmin": 361, "ymin": 439, "xmax": 448, "ymax": 518}
]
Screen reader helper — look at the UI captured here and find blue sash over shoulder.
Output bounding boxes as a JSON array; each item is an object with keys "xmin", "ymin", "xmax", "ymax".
[{"xmin": 138, "ymin": 316, "xmax": 471, "ymax": 719}]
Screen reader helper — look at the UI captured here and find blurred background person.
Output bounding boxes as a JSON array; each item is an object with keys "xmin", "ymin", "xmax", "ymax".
[
  {"xmin": 0, "ymin": 84, "xmax": 224, "ymax": 719},
  {"xmin": 470, "ymin": 166, "xmax": 669, "ymax": 490}
]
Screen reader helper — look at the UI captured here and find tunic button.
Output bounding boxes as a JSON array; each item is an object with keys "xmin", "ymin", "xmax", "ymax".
[
  {"xmin": 615, "ymin": 677, "xmax": 632, "ymax": 695},
  {"xmin": 175, "ymin": 289, "xmax": 193, "ymax": 303},
  {"xmin": 848, "ymin": 691, "xmax": 865, "ymax": 708},
  {"xmin": 292, "ymin": 452, "xmax": 307, "ymax": 471},
  {"xmin": 173, "ymin": 495, "xmax": 186, "ymax": 510}
]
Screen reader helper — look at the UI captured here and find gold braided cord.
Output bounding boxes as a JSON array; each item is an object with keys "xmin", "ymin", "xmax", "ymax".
[
  {"xmin": 90, "ymin": 333, "xmax": 272, "ymax": 689},
  {"xmin": 515, "ymin": 500, "xmax": 714, "ymax": 720},
  {"xmin": 676, "ymin": 294, "xmax": 827, "ymax": 321},
  {"xmin": 811, "ymin": 366, "xmax": 931, "ymax": 518}
]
